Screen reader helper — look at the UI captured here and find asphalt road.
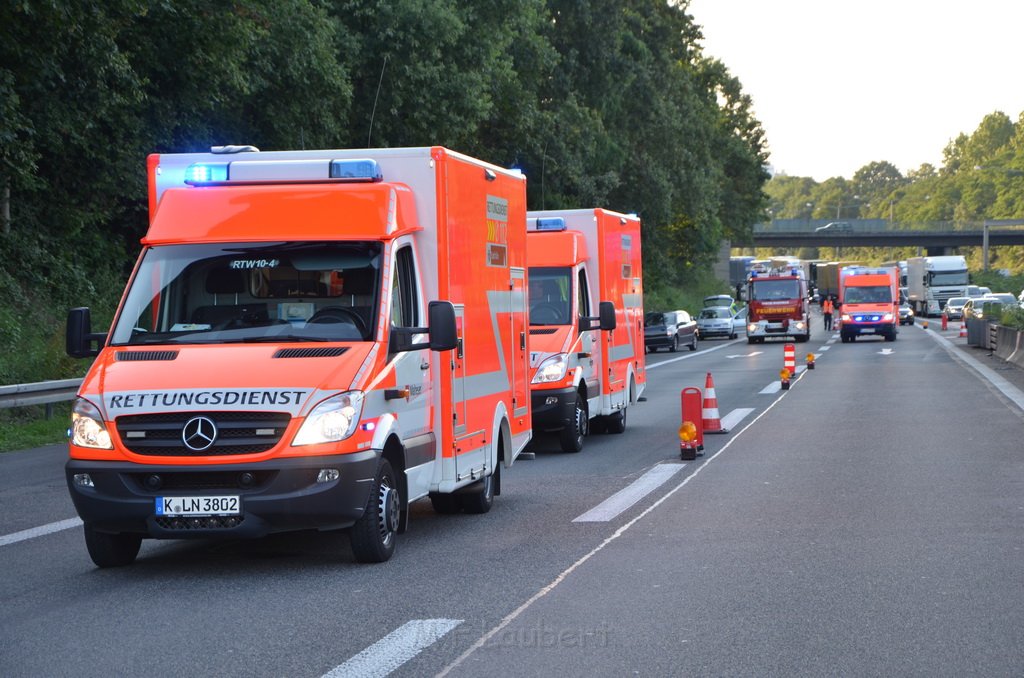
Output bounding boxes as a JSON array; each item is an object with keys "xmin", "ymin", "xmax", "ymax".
[{"xmin": 2, "ymin": 318, "xmax": 1022, "ymax": 677}]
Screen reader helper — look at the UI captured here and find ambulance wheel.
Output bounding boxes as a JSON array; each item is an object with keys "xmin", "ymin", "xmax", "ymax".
[
  {"xmin": 559, "ymin": 393, "xmax": 588, "ymax": 453},
  {"xmin": 459, "ymin": 468, "xmax": 496, "ymax": 514},
  {"xmin": 350, "ymin": 459, "xmax": 399, "ymax": 563},
  {"xmin": 429, "ymin": 493, "xmax": 461, "ymax": 514},
  {"xmin": 83, "ymin": 524, "xmax": 141, "ymax": 568},
  {"xmin": 605, "ymin": 405, "xmax": 627, "ymax": 435}
]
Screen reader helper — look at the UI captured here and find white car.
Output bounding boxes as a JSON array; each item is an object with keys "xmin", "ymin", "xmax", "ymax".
[{"xmin": 697, "ymin": 306, "xmax": 737, "ymax": 340}]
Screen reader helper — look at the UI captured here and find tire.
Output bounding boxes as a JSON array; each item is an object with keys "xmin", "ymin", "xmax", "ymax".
[
  {"xmin": 83, "ymin": 524, "xmax": 141, "ymax": 568},
  {"xmin": 885, "ymin": 330, "xmax": 896, "ymax": 342},
  {"xmin": 668, "ymin": 335, "xmax": 678, "ymax": 352},
  {"xmin": 729, "ymin": 332, "xmax": 737, "ymax": 340},
  {"xmin": 688, "ymin": 335, "xmax": 697, "ymax": 351},
  {"xmin": 459, "ymin": 468, "xmax": 497, "ymax": 514},
  {"xmin": 429, "ymin": 493, "xmax": 461, "ymax": 514},
  {"xmin": 559, "ymin": 392, "xmax": 588, "ymax": 453},
  {"xmin": 604, "ymin": 405, "xmax": 627, "ymax": 435},
  {"xmin": 795, "ymin": 333, "xmax": 809, "ymax": 343},
  {"xmin": 350, "ymin": 459, "xmax": 400, "ymax": 563},
  {"xmin": 747, "ymin": 337, "xmax": 756, "ymax": 344}
]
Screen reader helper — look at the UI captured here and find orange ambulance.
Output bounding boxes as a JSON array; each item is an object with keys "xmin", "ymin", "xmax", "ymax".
[
  {"xmin": 65, "ymin": 146, "xmax": 531, "ymax": 566},
  {"xmin": 526, "ymin": 209, "xmax": 645, "ymax": 453}
]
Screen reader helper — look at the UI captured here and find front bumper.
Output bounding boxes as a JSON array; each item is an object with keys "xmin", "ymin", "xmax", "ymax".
[
  {"xmin": 66, "ymin": 450, "xmax": 379, "ymax": 539},
  {"xmin": 746, "ymin": 320, "xmax": 808, "ymax": 338},
  {"xmin": 644, "ymin": 334, "xmax": 674, "ymax": 350},
  {"xmin": 530, "ymin": 386, "xmax": 576, "ymax": 432},
  {"xmin": 841, "ymin": 322, "xmax": 896, "ymax": 337}
]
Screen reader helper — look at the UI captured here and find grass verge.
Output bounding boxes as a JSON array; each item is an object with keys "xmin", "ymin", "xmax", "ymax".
[{"xmin": 0, "ymin": 403, "xmax": 71, "ymax": 453}]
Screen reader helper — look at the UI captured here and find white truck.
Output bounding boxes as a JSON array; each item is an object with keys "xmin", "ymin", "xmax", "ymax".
[{"xmin": 906, "ymin": 255, "xmax": 969, "ymax": 316}]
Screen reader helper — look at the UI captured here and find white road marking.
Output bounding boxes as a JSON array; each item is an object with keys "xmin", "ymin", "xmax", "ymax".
[
  {"xmin": 323, "ymin": 619, "xmax": 462, "ymax": 678},
  {"xmin": 719, "ymin": 408, "xmax": 755, "ymax": 431},
  {"xmin": 817, "ymin": 346, "xmax": 830, "ymax": 352},
  {"xmin": 572, "ymin": 464, "xmax": 687, "ymax": 523},
  {"xmin": 759, "ymin": 382, "xmax": 781, "ymax": 394},
  {"xmin": 645, "ymin": 340, "xmax": 736, "ymax": 370},
  {"xmin": 437, "ymin": 373, "xmax": 803, "ymax": 677},
  {"xmin": 727, "ymin": 351, "xmax": 763, "ymax": 358},
  {"xmin": 879, "ymin": 348, "xmax": 894, "ymax": 355},
  {"xmin": 0, "ymin": 517, "xmax": 82, "ymax": 547}
]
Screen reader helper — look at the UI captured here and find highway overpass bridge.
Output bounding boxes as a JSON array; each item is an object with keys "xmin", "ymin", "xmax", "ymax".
[{"xmin": 747, "ymin": 218, "xmax": 1024, "ymax": 253}]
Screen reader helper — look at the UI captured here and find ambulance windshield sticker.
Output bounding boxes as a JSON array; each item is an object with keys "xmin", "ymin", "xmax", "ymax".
[
  {"xmin": 486, "ymin": 195, "xmax": 509, "ymax": 268},
  {"xmin": 230, "ymin": 259, "xmax": 279, "ymax": 269}
]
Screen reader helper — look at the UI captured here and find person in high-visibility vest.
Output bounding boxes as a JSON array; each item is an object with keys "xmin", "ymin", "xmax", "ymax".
[{"xmin": 822, "ymin": 297, "xmax": 834, "ymax": 331}]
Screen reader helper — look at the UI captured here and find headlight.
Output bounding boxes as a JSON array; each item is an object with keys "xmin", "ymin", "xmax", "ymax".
[
  {"xmin": 794, "ymin": 321, "xmax": 806, "ymax": 330},
  {"xmin": 883, "ymin": 313, "xmax": 894, "ymax": 321},
  {"xmin": 841, "ymin": 314, "xmax": 851, "ymax": 321},
  {"xmin": 71, "ymin": 397, "xmax": 113, "ymax": 449},
  {"xmin": 747, "ymin": 323, "xmax": 757, "ymax": 332},
  {"xmin": 532, "ymin": 353, "xmax": 569, "ymax": 383},
  {"xmin": 293, "ymin": 391, "xmax": 364, "ymax": 446}
]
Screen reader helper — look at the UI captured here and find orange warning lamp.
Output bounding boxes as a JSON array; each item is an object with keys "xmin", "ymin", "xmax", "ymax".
[
  {"xmin": 806, "ymin": 353, "xmax": 815, "ymax": 369},
  {"xmin": 678, "ymin": 421, "xmax": 698, "ymax": 443}
]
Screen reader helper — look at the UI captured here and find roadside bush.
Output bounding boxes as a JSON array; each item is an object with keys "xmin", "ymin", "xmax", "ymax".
[{"xmin": 1000, "ymin": 305, "xmax": 1024, "ymax": 331}]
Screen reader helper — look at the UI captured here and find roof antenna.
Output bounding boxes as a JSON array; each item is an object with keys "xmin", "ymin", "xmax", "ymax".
[{"xmin": 367, "ymin": 55, "xmax": 388, "ymax": 147}]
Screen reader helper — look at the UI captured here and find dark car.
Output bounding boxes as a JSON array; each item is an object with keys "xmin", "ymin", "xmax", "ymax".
[
  {"xmin": 898, "ymin": 302, "xmax": 914, "ymax": 325},
  {"xmin": 644, "ymin": 310, "xmax": 697, "ymax": 353}
]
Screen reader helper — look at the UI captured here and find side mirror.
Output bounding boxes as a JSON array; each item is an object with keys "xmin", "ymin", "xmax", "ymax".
[
  {"xmin": 428, "ymin": 301, "xmax": 458, "ymax": 351},
  {"xmin": 66, "ymin": 307, "xmax": 105, "ymax": 358},
  {"xmin": 598, "ymin": 301, "xmax": 616, "ymax": 331}
]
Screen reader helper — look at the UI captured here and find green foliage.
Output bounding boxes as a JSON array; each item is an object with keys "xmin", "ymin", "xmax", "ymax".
[
  {"xmin": 0, "ymin": 1, "xmax": 769, "ymax": 386},
  {"xmin": 1000, "ymin": 305, "xmax": 1024, "ymax": 331},
  {"xmin": 0, "ymin": 404, "xmax": 72, "ymax": 453}
]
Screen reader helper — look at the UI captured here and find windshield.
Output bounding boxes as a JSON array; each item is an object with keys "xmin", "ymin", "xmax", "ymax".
[
  {"xmin": 529, "ymin": 267, "xmax": 572, "ymax": 325},
  {"xmin": 750, "ymin": 279, "xmax": 800, "ymax": 301},
  {"xmin": 699, "ymin": 308, "xmax": 730, "ymax": 319},
  {"xmin": 843, "ymin": 285, "xmax": 892, "ymax": 304},
  {"xmin": 111, "ymin": 242, "xmax": 382, "ymax": 345},
  {"xmin": 928, "ymin": 270, "xmax": 969, "ymax": 286}
]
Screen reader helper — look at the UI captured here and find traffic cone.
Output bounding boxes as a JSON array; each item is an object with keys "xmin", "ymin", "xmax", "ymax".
[
  {"xmin": 959, "ymin": 322, "xmax": 967, "ymax": 338},
  {"xmin": 702, "ymin": 372, "xmax": 728, "ymax": 434}
]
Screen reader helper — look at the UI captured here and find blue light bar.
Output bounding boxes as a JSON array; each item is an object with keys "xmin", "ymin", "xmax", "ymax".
[
  {"xmin": 329, "ymin": 159, "xmax": 383, "ymax": 182},
  {"xmin": 184, "ymin": 163, "xmax": 229, "ymax": 184},
  {"xmin": 534, "ymin": 217, "xmax": 566, "ymax": 232}
]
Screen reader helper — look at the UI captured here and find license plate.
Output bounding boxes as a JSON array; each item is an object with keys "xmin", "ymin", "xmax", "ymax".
[
  {"xmin": 860, "ymin": 327, "xmax": 875, "ymax": 333},
  {"xmin": 156, "ymin": 496, "xmax": 241, "ymax": 517}
]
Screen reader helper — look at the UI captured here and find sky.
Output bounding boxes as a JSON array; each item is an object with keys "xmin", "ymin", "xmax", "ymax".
[{"xmin": 687, "ymin": 0, "xmax": 1024, "ymax": 182}]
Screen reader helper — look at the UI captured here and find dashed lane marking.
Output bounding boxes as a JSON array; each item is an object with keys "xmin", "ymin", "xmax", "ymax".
[
  {"xmin": 572, "ymin": 463, "xmax": 687, "ymax": 523},
  {"xmin": 323, "ymin": 619, "xmax": 462, "ymax": 678},
  {"xmin": 0, "ymin": 518, "xmax": 82, "ymax": 548}
]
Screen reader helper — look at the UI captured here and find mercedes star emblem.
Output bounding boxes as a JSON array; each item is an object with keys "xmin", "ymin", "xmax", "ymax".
[{"xmin": 181, "ymin": 416, "xmax": 218, "ymax": 451}]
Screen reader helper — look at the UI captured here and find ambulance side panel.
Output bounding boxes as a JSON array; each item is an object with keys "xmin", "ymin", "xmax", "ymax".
[
  {"xmin": 434, "ymin": 151, "xmax": 530, "ymax": 490},
  {"xmin": 593, "ymin": 210, "xmax": 645, "ymax": 411}
]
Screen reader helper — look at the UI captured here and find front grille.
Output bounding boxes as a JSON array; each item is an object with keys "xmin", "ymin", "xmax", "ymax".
[
  {"xmin": 155, "ymin": 515, "xmax": 245, "ymax": 530},
  {"xmin": 116, "ymin": 411, "xmax": 291, "ymax": 456}
]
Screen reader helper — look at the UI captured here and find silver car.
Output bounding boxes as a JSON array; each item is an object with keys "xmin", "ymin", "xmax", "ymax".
[{"xmin": 697, "ymin": 306, "xmax": 737, "ymax": 340}]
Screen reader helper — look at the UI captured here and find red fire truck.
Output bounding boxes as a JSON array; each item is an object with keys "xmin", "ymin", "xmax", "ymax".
[{"xmin": 745, "ymin": 263, "xmax": 811, "ymax": 343}]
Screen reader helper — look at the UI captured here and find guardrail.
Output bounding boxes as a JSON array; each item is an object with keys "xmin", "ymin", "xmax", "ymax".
[{"xmin": 0, "ymin": 378, "xmax": 83, "ymax": 415}]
